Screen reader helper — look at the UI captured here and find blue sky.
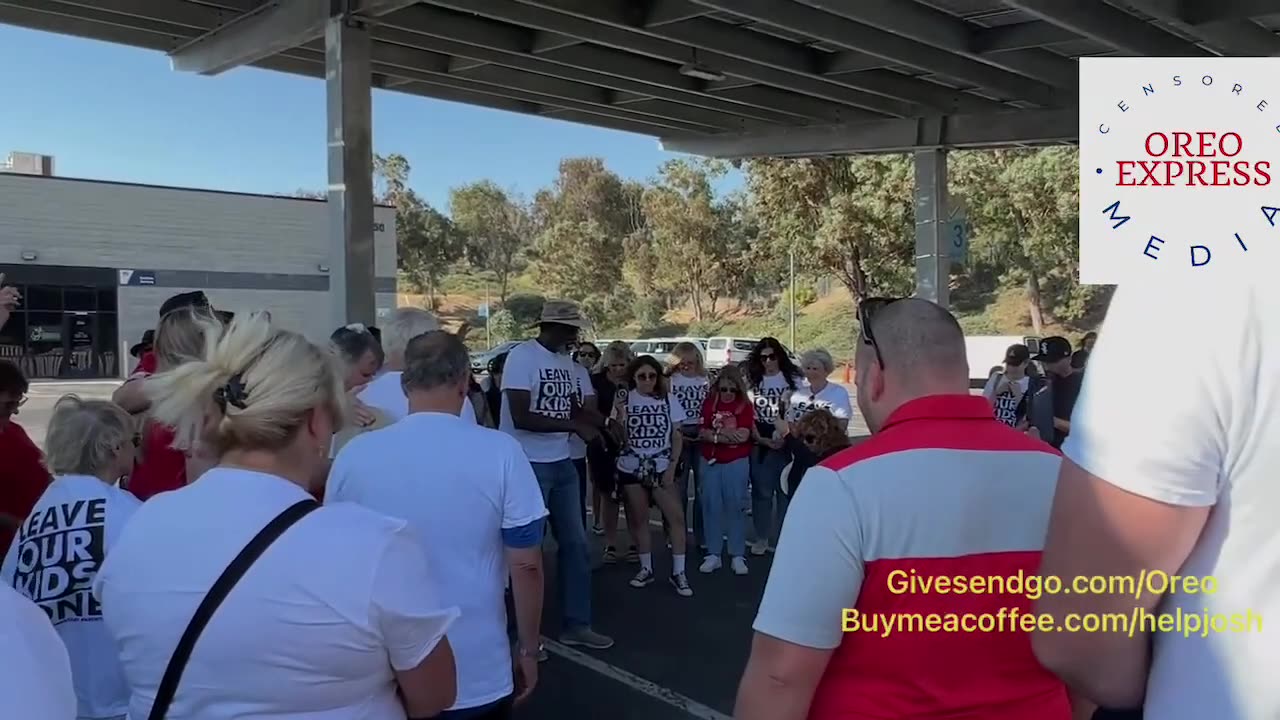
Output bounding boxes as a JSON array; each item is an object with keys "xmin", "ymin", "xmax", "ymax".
[{"xmin": 0, "ymin": 25, "xmax": 739, "ymax": 211}]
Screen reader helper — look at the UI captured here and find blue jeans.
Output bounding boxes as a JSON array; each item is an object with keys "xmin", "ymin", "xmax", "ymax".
[
  {"xmin": 677, "ymin": 437, "xmax": 704, "ymax": 543},
  {"xmin": 532, "ymin": 460, "xmax": 591, "ymax": 631},
  {"xmin": 750, "ymin": 447, "xmax": 790, "ymax": 545},
  {"xmin": 700, "ymin": 457, "xmax": 749, "ymax": 557}
]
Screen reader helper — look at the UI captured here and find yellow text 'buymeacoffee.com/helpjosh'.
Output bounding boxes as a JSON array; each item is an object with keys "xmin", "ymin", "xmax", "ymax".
[
  {"xmin": 885, "ymin": 568, "xmax": 1218, "ymax": 601},
  {"xmin": 842, "ymin": 606, "xmax": 1263, "ymax": 639}
]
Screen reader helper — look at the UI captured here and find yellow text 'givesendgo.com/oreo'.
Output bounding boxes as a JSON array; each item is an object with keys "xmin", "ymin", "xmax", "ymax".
[
  {"xmin": 842, "ymin": 606, "xmax": 1262, "ymax": 639},
  {"xmin": 885, "ymin": 568, "xmax": 1218, "ymax": 600}
]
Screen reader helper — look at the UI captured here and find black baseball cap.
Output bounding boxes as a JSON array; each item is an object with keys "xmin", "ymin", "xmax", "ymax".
[
  {"xmin": 1032, "ymin": 336, "xmax": 1073, "ymax": 362},
  {"xmin": 159, "ymin": 291, "xmax": 210, "ymax": 318},
  {"xmin": 1004, "ymin": 344, "xmax": 1030, "ymax": 365},
  {"xmin": 130, "ymin": 329, "xmax": 155, "ymax": 358}
]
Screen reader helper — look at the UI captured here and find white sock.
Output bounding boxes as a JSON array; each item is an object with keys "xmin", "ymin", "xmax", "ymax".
[
  {"xmin": 639, "ymin": 553, "xmax": 653, "ymax": 572},
  {"xmin": 673, "ymin": 554, "xmax": 686, "ymax": 574}
]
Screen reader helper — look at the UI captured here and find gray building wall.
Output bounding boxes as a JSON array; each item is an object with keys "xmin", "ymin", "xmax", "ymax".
[{"xmin": 0, "ymin": 174, "xmax": 398, "ymax": 376}]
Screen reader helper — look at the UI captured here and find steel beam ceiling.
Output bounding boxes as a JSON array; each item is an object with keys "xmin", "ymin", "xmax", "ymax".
[
  {"xmin": 659, "ymin": 108, "xmax": 1079, "ymax": 158},
  {"xmin": 168, "ymin": 0, "xmax": 418, "ymax": 75},
  {"xmin": 1003, "ymin": 0, "xmax": 1212, "ymax": 56}
]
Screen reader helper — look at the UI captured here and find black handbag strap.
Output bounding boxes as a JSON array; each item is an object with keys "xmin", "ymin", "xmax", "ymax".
[{"xmin": 147, "ymin": 498, "xmax": 320, "ymax": 720}]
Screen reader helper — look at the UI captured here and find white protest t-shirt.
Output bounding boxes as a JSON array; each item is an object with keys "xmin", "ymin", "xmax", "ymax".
[
  {"xmin": 786, "ymin": 380, "xmax": 853, "ymax": 422},
  {"xmin": 567, "ymin": 364, "xmax": 595, "ymax": 461},
  {"xmin": 0, "ymin": 583, "xmax": 76, "ymax": 720},
  {"xmin": 2, "ymin": 475, "xmax": 139, "ymax": 720},
  {"xmin": 499, "ymin": 340, "xmax": 580, "ymax": 463},
  {"xmin": 1062, "ymin": 276, "xmax": 1280, "ymax": 720},
  {"xmin": 982, "ymin": 373, "xmax": 1031, "ymax": 427},
  {"xmin": 670, "ymin": 373, "xmax": 710, "ymax": 427},
  {"xmin": 358, "ymin": 370, "xmax": 477, "ymax": 424},
  {"xmin": 94, "ymin": 467, "xmax": 460, "ymax": 720},
  {"xmin": 749, "ymin": 372, "xmax": 797, "ymax": 437},
  {"xmin": 328, "ymin": 412, "xmax": 547, "ymax": 710},
  {"xmin": 617, "ymin": 390, "xmax": 688, "ymax": 475}
]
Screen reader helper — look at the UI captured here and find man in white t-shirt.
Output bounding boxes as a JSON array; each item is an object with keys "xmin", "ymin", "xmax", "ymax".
[
  {"xmin": 0, "ymin": 583, "xmax": 77, "ymax": 720},
  {"xmin": 330, "ymin": 331, "xmax": 547, "ymax": 718},
  {"xmin": 500, "ymin": 301, "xmax": 613, "ymax": 651},
  {"xmin": 359, "ymin": 307, "xmax": 479, "ymax": 424},
  {"xmin": 1033, "ymin": 275, "xmax": 1279, "ymax": 719}
]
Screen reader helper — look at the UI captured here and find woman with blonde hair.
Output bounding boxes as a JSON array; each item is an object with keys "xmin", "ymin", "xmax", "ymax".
[
  {"xmin": 94, "ymin": 311, "xmax": 460, "ymax": 720},
  {"xmin": 588, "ymin": 341, "xmax": 637, "ymax": 564},
  {"xmin": 2, "ymin": 395, "xmax": 139, "ymax": 720},
  {"xmin": 665, "ymin": 341, "xmax": 709, "ymax": 552},
  {"xmin": 697, "ymin": 364, "xmax": 755, "ymax": 575},
  {"xmin": 127, "ymin": 306, "xmax": 223, "ymax": 501}
]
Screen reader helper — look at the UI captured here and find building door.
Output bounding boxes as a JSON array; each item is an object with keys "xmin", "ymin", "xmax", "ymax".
[
  {"xmin": 0, "ymin": 265, "xmax": 119, "ymax": 379},
  {"xmin": 61, "ymin": 312, "xmax": 97, "ymax": 378}
]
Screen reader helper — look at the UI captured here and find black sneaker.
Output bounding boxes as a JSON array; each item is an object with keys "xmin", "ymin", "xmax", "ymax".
[
  {"xmin": 629, "ymin": 567, "xmax": 655, "ymax": 587},
  {"xmin": 602, "ymin": 546, "xmax": 618, "ymax": 564},
  {"xmin": 626, "ymin": 546, "xmax": 640, "ymax": 564},
  {"xmin": 670, "ymin": 572, "xmax": 693, "ymax": 597}
]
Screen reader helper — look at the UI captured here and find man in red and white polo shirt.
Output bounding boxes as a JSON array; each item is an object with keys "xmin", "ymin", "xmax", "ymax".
[{"xmin": 736, "ymin": 298, "xmax": 1073, "ymax": 720}]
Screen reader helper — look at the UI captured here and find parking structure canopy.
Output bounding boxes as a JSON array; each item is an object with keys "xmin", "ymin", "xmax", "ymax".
[{"xmin": 4, "ymin": 0, "xmax": 1279, "ymax": 160}]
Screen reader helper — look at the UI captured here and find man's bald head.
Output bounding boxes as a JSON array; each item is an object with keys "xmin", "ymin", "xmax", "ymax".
[
  {"xmin": 874, "ymin": 298, "xmax": 968, "ymax": 384},
  {"xmin": 855, "ymin": 298, "xmax": 970, "ymax": 431}
]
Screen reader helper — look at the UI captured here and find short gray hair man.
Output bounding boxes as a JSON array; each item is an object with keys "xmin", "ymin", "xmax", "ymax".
[
  {"xmin": 402, "ymin": 331, "xmax": 470, "ymax": 397},
  {"xmin": 382, "ymin": 307, "xmax": 441, "ymax": 369}
]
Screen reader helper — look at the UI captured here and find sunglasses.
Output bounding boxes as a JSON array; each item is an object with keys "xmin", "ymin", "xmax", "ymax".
[
  {"xmin": 858, "ymin": 297, "xmax": 904, "ymax": 370},
  {"xmin": 577, "ymin": 352, "xmax": 599, "ymax": 359},
  {"xmin": 717, "ymin": 386, "xmax": 738, "ymax": 394},
  {"xmin": 760, "ymin": 352, "xmax": 778, "ymax": 361},
  {"xmin": 636, "ymin": 372, "xmax": 658, "ymax": 381}
]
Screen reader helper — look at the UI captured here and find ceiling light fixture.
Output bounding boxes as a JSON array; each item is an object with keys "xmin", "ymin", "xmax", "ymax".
[{"xmin": 678, "ymin": 61, "xmax": 726, "ymax": 82}]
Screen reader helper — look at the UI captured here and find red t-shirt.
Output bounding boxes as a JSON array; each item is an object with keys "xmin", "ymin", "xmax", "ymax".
[
  {"xmin": 700, "ymin": 395, "xmax": 755, "ymax": 464},
  {"xmin": 128, "ymin": 421, "xmax": 188, "ymax": 501},
  {"xmin": 131, "ymin": 350, "xmax": 157, "ymax": 378},
  {"xmin": 0, "ymin": 422, "xmax": 51, "ymax": 553},
  {"xmin": 125, "ymin": 354, "xmax": 188, "ymax": 501}
]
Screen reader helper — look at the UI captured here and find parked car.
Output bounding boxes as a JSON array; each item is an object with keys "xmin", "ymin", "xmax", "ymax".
[
  {"xmin": 470, "ymin": 340, "xmax": 521, "ymax": 374},
  {"xmin": 631, "ymin": 337, "xmax": 708, "ymax": 367},
  {"xmin": 704, "ymin": 336, "xmax": 795, "ymax": 370}
]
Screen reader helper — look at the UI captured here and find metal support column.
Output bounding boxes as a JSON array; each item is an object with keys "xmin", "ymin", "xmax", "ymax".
[
  {"xmin": 325, "ymin": 12, "xmax": 376, "ymax": 329},
  {"xmin": 913, "ymin": 149, "xmax": 949, "ymax": 307}
]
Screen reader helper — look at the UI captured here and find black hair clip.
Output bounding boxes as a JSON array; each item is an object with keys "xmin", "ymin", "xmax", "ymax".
[{"xmin": 213, "ymin": 372, "xmax": 250, "ymax": 411}]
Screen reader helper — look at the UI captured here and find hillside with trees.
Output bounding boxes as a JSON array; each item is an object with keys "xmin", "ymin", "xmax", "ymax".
[{"xmin": 372, "ymin": 148, "xmax": 1103, "ymax": 360}]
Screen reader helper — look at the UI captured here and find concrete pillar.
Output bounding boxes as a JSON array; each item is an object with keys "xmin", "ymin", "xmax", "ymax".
[
  {"xmin": 325, "ymin": 14, "xmax": 376, "ymax": 328},
  {"xmin": 913, "ymin": 149, "xmax": 949, "ymax": 307}
]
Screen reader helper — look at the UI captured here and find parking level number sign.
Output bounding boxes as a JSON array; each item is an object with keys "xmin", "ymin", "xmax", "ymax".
[{"xmin": 947, "ymin": 217, "xmax": 970, "ymax": 266}]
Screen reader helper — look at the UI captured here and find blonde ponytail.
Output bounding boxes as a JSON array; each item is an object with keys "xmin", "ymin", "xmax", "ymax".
[{"xmin": 145, "ymin": 311, "xmax": 345, "ymax": 456}]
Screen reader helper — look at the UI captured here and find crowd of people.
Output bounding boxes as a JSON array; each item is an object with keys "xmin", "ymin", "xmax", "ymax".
[{"xmin": 0, "ymin": 271, "xmax": 1275, "ymax": 720}]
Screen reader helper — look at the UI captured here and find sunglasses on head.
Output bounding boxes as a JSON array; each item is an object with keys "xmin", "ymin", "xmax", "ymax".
[{"xmin": 858, "ymin": 297, "xmax": 905, "ymax": 370}]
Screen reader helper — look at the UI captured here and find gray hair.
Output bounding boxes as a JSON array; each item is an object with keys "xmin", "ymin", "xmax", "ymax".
[
  {"xmin": 44, "ymin": 395, "xmax": 134, "ymax": 476},
  {"xmin": 382, "ymin": 307, "xmax": 441, "ymax": 360},
  {"xmin": 800, "ymin": 348, "xmax": 835, "ymax": 375},
  {"xmin": 402, "ymin": 331, "xmax": 470, "ymax": 393}
]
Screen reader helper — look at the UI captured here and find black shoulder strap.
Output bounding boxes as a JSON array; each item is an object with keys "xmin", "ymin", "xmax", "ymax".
[{"xmin": 147, "ymin": 498, "xmax": 320, "ymax": 720}]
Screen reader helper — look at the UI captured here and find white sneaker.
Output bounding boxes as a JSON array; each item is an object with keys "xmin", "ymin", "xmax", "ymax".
[
  {"xmin": 629, "ymin": 567, "xmax": 655, "ymax": 588},
  {"xmin": 670, "ymin": 572, "xmax": 694, "ymax": 597},
  {"xmin": 699, "ymin": 555, "xmax": 722, "ymax": 573},
  {"xmin": 731, "ymin": 556, "xmax": 749, "ymax": 575},
  {"xmin": 749, "ymin": 540, "xmax": 768, "ymax": 556}
]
